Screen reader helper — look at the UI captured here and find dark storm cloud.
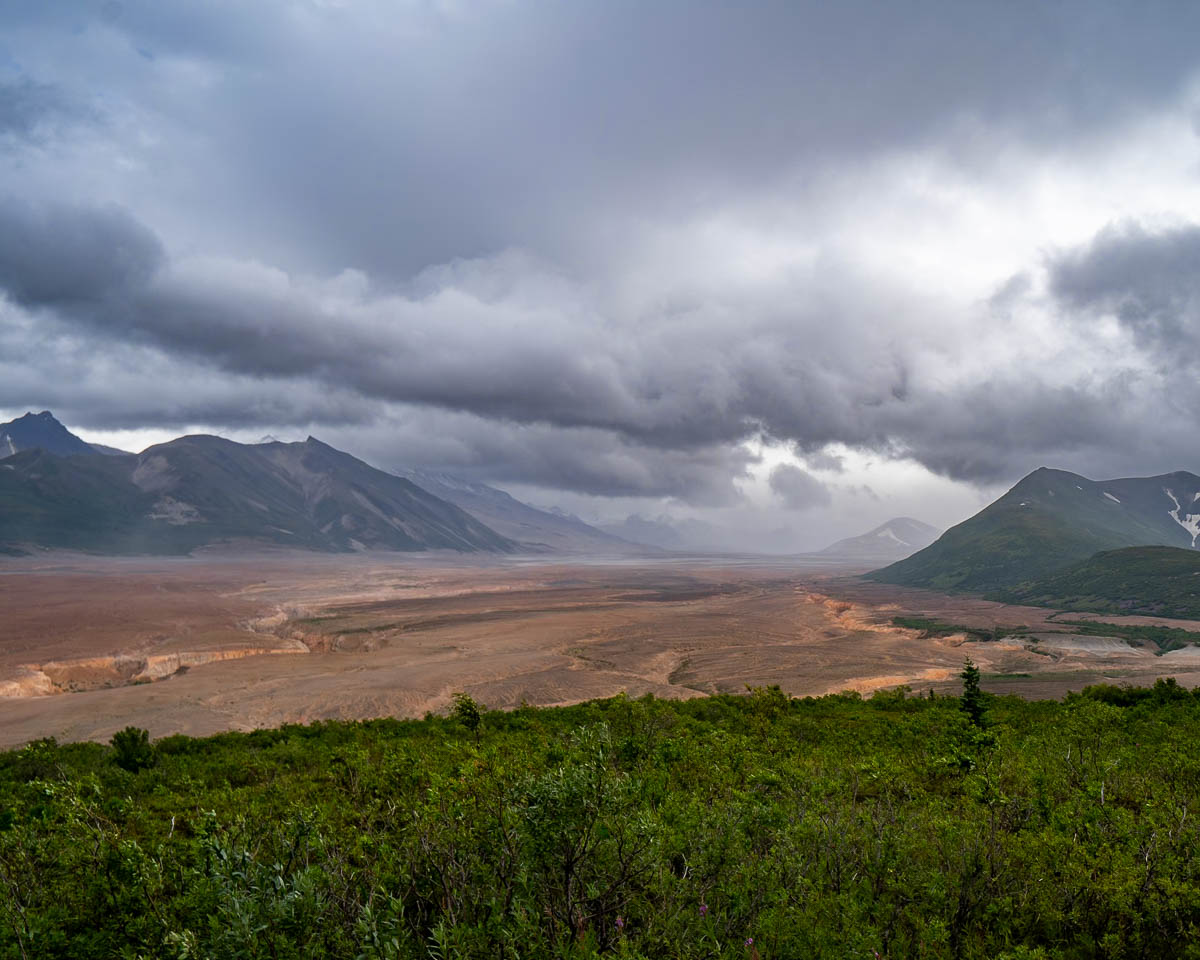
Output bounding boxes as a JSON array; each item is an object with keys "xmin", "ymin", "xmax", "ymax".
[
  {"xmin": 0, "ymin": 197, "xmax": 162, "ymax": 306},
  {"xmin": 1049, "ymin": 222, "xmax": 1200, "ymax": 357},
  {"xmin": 337, "ymin": 413, "xmax": 758, "ymax": 505},
  {"xmin": 0, "ymin": 198, "xmax": 915, "ymax": 456},
  {"xmin": 769, "ymin": 464, "xmax": 832, "ymax": 511},
  {"xmin": 5, "ymin": 1, "xmax": 1200, "ymax": 507},
  {"xmin": 2, "ymin": 194, "xmax": 1197, "ymax": 496}
]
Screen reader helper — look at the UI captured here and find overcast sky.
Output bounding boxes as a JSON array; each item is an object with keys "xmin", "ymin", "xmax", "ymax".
[{"xmin": 4, "ymin": 0, "xmax": 1200, "ymax": 550}]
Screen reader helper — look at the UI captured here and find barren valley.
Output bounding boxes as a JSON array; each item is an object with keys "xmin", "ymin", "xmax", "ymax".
[{"xmin": 3, "ymin": 552, "xmax": 1199, "ymax": 749}]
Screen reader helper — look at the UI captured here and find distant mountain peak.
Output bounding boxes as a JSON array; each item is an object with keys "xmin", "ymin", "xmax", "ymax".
[
  {"xmin": 0, "ymin": 410, "xmax": 96, "ymax": 458},
  {"xmin": 817, "ymin": 517, "xmax": 940, "ymax": 562}
]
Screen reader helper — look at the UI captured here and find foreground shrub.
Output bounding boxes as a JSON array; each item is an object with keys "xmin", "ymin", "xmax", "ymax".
[{"xmin": 3, "ymin": 687, "xmax": 1200, "ymax": 957}]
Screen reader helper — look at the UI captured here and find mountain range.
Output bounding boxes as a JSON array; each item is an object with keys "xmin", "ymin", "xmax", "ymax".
[
  {"xmin": 0, "ymin": 411, "xmax": 664, "ymax": 556},
  {"xmin": 0, "ymin": 433, "xmax": 518, "ymax": 554},
  {"xmin": 870, "ymin": 467, "xmax": 1200, "ymax": 592}
]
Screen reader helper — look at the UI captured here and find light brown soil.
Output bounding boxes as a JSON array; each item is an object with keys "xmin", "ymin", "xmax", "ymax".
[{"xmin": 2, "ymin": 553, "xmax": 1198, "ymax": 748}]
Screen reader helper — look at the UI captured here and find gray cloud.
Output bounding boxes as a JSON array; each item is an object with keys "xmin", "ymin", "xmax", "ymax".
[
  {"xmin": 1049, "ymin": 221, "xmax": 1200, "ymax": 358},
  {"xmin": 1, "ymin": 196, "xmax": 1196, "ymax": 496},
  {"xmin": 803, "ymin": 450, "xmax": 846, "ymax": 473},
  {"xmin": 0, "ymin": 80, "xmax": 77, "ymax": 136},
  {"xmin": 769, "ymin": 464, "xmax": 832, "ymax": 511},
  {"xmin": 0, "ymin": 198, "xmax": 919, "ymax": 455},
  {"xmin": 6, "ymin": 2, "xmax": 1199, "ymax": 278},
  {"xmin": 0, "ymin": 197, "xmax": 162, "ymax": 306}
]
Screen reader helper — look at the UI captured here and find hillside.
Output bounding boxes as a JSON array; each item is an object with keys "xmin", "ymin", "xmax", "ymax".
[
  {"xmin": 991, "ymin": 545, "xmax": 1200, "ymax": 619},
  {"xmin": 398, "ymin": 468, "xmax": 639, "ymax": 554},
  {"xmin": 869, "ymin": 467, "xmax": 1200, "ymax": 592},
  {"xmin": 816, "ymin": 517, "xmax": 940, "ymax": 563},
  {"xmin": 0, "ymin": 435, "xmax": 515, "ymax": 555}
]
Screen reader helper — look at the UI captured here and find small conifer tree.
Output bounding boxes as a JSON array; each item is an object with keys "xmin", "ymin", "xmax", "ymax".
[{"xmin": 960, "ymin": 657, "xmax": 987, "ymax": 728}]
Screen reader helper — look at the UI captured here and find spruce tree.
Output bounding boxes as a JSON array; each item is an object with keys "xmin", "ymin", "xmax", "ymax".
[{"xmin": 960, "ymin": 657, "xmax": 987, "ymax": 727}]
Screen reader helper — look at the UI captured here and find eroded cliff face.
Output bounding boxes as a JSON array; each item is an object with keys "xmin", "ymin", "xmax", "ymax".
[{"xmin": 1, "ymin": 641, "xmax": 312, "ymax": 697}]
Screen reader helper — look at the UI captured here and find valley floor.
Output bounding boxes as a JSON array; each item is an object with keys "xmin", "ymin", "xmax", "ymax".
[{"xmin": 3, "ymin": 551, "xmax": 1200, "ymax": 748}]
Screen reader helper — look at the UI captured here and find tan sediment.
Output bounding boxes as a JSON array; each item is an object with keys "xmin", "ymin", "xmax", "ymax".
[
  {"xmin": 0, "ymin": 667, "xmax": 56, "ymax": 698},
  {"xmin": 799, "ymin": 589, "xmax": 912, "ymax": 636},
  {"xmin": 3, "ymin": 554, "xmax": 1200, "ymax": 747},
  {"xmin": 2, "ymin": 642, "xmax": 310, "ymax": 698},
  {"xmin": 819, "ymin": 667, "xmax": 955, "ymax": 697}
]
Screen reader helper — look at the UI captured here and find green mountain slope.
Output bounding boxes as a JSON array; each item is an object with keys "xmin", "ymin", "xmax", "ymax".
[
  {"xmin": 869, "ymin": 467, "xmax": 1200, "ymax": 592},
  {"xmin": 0, "ymin": 448, "xmax": 171, "ymax": 553},
  {"xmin": 0, "ymin": 435, "xmax": 516, "ymax": 555},
  {"xmin": 990, "ymin": 545, "xmax": 1200, "ymax": 619}
]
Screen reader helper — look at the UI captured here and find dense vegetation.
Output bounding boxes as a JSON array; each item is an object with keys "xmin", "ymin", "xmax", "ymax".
[
  {"xmin": 992, "ymin": 546, "xmax": 1200, "ymax": 620},
  {"xmin": 6, "ymin": 682, "xmax": 1200, "ymax": 958}
]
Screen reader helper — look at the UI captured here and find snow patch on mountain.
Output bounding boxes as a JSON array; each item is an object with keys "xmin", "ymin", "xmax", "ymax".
[{"xmin": 1164, "ymin": 488, "xmax": 1200, "ymax": 547}]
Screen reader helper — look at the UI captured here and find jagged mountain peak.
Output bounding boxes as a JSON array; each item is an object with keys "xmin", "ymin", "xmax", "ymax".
[{"xmin": 0, "ymin": 410, "xmax": 96, "ymax": 458}]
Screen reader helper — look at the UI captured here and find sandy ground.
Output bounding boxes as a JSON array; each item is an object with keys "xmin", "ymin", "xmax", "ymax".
[{"xmin": 2, "ymin": 551, "xmax": 1199, "ymax": 748}]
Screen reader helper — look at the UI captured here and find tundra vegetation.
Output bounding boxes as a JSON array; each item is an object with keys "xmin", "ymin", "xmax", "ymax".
[{"xmin": 3, "ymin": 677, "xmax": 1200, "ymax": 959}]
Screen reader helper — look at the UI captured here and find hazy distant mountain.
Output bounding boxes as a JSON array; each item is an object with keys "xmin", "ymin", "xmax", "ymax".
[
  {"xmin": 595, "ymin": 514, "xmax": 726, "ymax": 552},
  {"xmin": 816, "ymin": 517, "xmax": 940, "ymax": 563},
  {"xmin": 598, "ymin": 514, "xmax": 687, "ymax": 550},
  {"xmin": 870, "ymin": 467, "xmax": 1200, "ymax": 592},
  {"xmin": 0, "ymin": 434, "xmax": 515, "ymax": 555},
  {"xmin": 0, "ymin": 411, "xmax": 96, "ymax": 458},
  {"xmin": 396, "ymin": 469, "xmax": 640, "ymax": 554}
]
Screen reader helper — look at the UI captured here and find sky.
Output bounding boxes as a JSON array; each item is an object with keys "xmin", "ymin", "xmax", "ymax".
[{"xmin": 4, "ymin": 1, "xmax": 1200, "ymax": 551}]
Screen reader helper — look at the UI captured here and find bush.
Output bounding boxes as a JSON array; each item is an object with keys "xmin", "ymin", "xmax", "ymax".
[{"xmin": 110, "ymin": 726, "xmax": 155, "ymax": 773}]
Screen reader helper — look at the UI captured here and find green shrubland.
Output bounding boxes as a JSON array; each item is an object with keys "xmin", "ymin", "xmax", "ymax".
[{"xmin": 4, "ymin": 680, "xmax": 1200, "ymax": 958}]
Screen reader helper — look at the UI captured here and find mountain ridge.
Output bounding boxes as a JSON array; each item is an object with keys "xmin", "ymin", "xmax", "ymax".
[
  {"xmin": 869, "ymin": 466, "xmax": 1200, "ymax": 592},
  {"xmin": 1, "ymin": 431, "xmax": 516, "ymax": 555}
]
